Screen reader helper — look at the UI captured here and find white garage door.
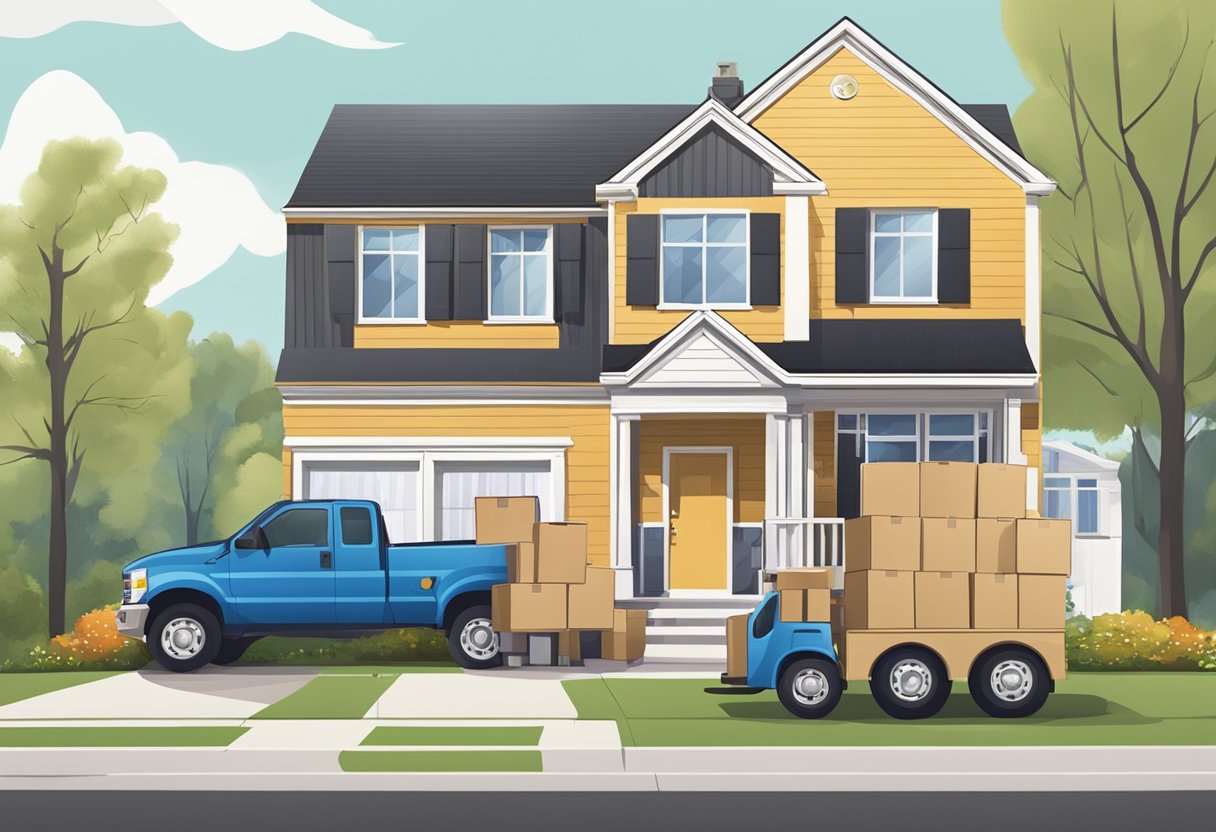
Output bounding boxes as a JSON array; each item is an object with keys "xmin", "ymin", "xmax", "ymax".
[
  {"xmin": 306, "ymin": 464, "xmax": 420, "ymax": 543},
  {"xmin": 436, "ymin": 462, "xmax": 552, "ymax": 541}
]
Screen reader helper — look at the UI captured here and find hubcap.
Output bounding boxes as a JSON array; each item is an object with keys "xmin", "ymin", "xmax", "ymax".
[
  {"xmin": 161, "ymin": 617, "xmax": 205, "ymax": 661},
  {"xmin": 890, "ymin": 660, "xmax": 934, "ymax": 702},
  {"xmin": 791, "ymin": 668, "xmax": 830, "ymax": 706},
  {"xmin": 459, "ymin": 617, "xmax": 499, "ymax": 661},
  {"xmin": 990, "ymin": 660, "xmax": 1034, "ymax": 702}
]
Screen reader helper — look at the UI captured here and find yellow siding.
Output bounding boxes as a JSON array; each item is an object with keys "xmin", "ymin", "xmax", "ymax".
[
  {"xmin": 282, "ymin": 447, "xmax": 293, "ymax": 499},
  {"xmin": 751, "ymin": 48, "xmax": 1026, "ymax": 321},
  {"xmin": 636, "ymin": 416, "xmax": 766, "ymax": 524},
  {"xmin": 282, "ymin": 404, "xmax": 612, "ymax": 564},
  {"xmin": 354, "ymin": 322, "xmax": 559, "ymax": 349},
  {"xmin": 1021, "ymin": 401, "xmax": 1042, "ymax": 517},
  {"xmin": 812, "ymin": 410, "xmax": 837, "ymax": 518},
  {"xmin": 612, "ymin": 197, "xmax": 787, "ymax": 344}
]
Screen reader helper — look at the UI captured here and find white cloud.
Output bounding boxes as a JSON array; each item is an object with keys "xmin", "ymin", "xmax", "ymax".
[
  {"xmin": 0, "ymin": 70, "xmax": 285, "ymax": 307},
  {"xmin": 0, "ymin": 0, "xmax": 399, "ymax": 51}
]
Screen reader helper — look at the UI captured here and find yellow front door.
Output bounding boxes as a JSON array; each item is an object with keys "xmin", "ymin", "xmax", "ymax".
[{"xmin": 667, "ymin": 452, "xmax": 729, "ymax": 591}]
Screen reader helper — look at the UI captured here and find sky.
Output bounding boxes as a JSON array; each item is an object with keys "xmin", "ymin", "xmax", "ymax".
[{"xmin": 0, "ymin": 0, "xmax": 1031, "ymax": 358}]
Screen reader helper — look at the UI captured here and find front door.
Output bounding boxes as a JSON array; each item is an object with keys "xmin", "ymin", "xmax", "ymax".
[
  {"xmin": 230, "ymin": 504, "xmax": 337, "ymax": 626},
  {"xmin": 667, "ymin": 452, "xmax": 729, "ymax": 591}
]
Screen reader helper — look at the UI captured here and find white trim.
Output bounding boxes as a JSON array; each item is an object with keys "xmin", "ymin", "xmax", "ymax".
[
  {"xmin": 486, "ymin": 225, "xmax": 554, "ymax": 323},
  {"xmin": 1025, "ymin": 195, "xmax": 1041, "ymax": 371},
  {"xmin": 610, "ymin": 414, "xmax": 640, "ymax": 599},
  {"xmin": 658, "ymin": 209, "xmax": 751, "ymax": 309},
  {"xmin": 868, "ymin": 209, "xmax": 938, "ymax": 303},
  {"xmin": 284, "ymin": 436, "xmax": 574, "ymax": 449},
  {"xmin": 283, "ymin": 207, "xmax": 607, "ymax": 219},
  {"xmin": 278, "ymin": 385, "xmax": 608, "ymax": 404},
  {"xmin": 356, "ymin": 224, "xmax": 426, "ymax": 324},
  {"xmin": 784, "ymin": 196, "xmax": 810, "ymax": 341},
  {"xmin": 733, "ymin": 18, "xmax": 1055, "ymax": 195},
  {"xmin": 661, "ymin": 446, "xmax": 734, "ymax": 593},
  {"xmin": 596, "ymin": 98, "xmax": 826, "ymax": 200},
  {"xmin": 1042, "ymin": 439, "xmax": 1120, "ymax": 471}
]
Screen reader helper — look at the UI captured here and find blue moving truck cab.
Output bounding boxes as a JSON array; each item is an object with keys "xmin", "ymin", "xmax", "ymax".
[{"xmin": 115, "ymin": 500, "xmax": 510, "ymax": 672}]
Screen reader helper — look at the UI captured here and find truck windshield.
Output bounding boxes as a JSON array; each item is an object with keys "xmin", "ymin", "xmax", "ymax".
[
  {"xmin": 753, "ymin": 594, "xmax": 777, "ymax": 639},
  {"xmin": 228, "ymin": 501, "xmax": 289, "ymax": 540}
]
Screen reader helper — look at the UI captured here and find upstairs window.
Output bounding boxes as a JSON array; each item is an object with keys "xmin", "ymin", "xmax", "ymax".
[
  {"xmin": 870, "ymin": 210, "xmax": 936, "ymax": 303},
  {"xmin": 489, "ymin": 227, "xmax": 552, "ymax": 321},
  {"xmin": 361, "ymin": 227, "xmax": 423, "ymax": 322},
  {"xmin": 661, "ymin": 212, "xmax": 748, "ymax": 307}
]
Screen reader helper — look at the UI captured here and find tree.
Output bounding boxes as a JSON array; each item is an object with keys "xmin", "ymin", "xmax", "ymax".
[
  {"xmin": 0, "ymin": 138, "xmax": 191, "ymax": 637},
  {"xmin": 1005, "ymin": 0, "xmax": 1216, "ymax": 617}
]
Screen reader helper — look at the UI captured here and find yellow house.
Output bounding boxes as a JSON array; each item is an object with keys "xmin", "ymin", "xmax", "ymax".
[{"xmin": 277, "ymin": 18, "xmax": 1055, "ymax": 659}]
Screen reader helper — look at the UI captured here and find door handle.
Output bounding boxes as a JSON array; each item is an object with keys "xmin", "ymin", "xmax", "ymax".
[{"xmin": 320, "ymin": 551, "xmax": 332, "ymax": 569}]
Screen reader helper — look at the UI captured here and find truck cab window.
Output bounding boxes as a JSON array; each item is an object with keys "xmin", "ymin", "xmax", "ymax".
[
  {"xmin": 262, "ymin": 508, "xmax": 328, "ymax": 548},
  {"xmin": 340, "ymin": 507, "xmax": 374, "ymax": 545},
  {"xmin": 752, "ymin": 594, "xmax": 777, "ymax": 639}
]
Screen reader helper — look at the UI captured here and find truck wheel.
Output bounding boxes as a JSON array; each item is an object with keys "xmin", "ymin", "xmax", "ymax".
[
  {"xmin": 968, "ymin": 647, "xmax": 1051, "ymax": 718},
  {"xmin": 777, "ymin": 657, "xmax": 843, "ymax": 719},
  {"xmin": 147, "ymin": 603, "xmax": 221, "ymax": 673},
  {"xmin": 447, "ymin": 605, "xmax": 503, "ymax": 669},
  {"xmin": 211, "ymin": 637, "xmax": 259, "ymax": 666},
  {"xmin": 869, "ymin": 646, "xmax": 951, "ymax": 720}
]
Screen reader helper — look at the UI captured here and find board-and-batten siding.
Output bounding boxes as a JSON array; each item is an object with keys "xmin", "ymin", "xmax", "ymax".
[
  {"xmin": 750, "ymin": 48, "xmax": 1027, "ymax": 321},
  {"xmin": 282, "ymin": 404, "xmax": 612, "ymax": 563},
  {"xmin": 639, "ymin": 124, "xmax": 774, "ymax": 198}
]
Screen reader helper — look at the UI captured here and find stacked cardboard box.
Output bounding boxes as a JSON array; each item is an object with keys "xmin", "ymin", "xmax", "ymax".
[
  {"xmin": 841, "ymin": 462, "xmax": 1071, "ymax": 632},
  {"xmin": 776, "ymin": 568, "xmax": 833, "ymax": 623}
]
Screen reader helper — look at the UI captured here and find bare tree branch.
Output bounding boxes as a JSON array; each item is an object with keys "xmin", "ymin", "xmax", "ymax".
[
  {"xmin": 62, "ymin": 295, "xmax": 138, "ymax": 373},
  {"xmin": 1114, "ymin": 169, "xmax": 1148, "ymax": 353},
  {"xmin": 1076, "ymin": 360, "xmax": 1120, "ymax": 397},
  {"xmin": 1183, "ymin": 236, "xmax": 1216, "ymax": 299},
  {"xmin": 1124, "ymin": 17, "xmax": 1189, "ymax": 132},
  {"xmin": 0, "ymin": 444, "xmax": 51, "ymax": 463}
]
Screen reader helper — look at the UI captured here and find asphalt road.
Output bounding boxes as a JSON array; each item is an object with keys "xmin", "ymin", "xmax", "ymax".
[{"xmin": 2, "ymin": 790, "xmax": 1213, "ymax": 831}]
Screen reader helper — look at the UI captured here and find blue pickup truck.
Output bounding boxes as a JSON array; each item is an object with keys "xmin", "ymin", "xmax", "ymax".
[{"xmin": 116, "ymin": 500, "xmax": 510, "ymax": 672}]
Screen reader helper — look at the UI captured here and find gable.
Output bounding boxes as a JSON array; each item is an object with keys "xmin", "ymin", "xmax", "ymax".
[
  {"xmin": 635, "ymin": 330, "xmax": 778, "ymax": 389},
  {"xmin": 639, "ymin": 124, "xmax": 773, "ymax": 198}
]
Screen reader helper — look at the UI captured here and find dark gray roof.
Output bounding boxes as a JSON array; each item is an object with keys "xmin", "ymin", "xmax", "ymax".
[
  {"xmin": 961, "ymin": 105, "xmax": 1023, "ymax": 157},
  {"xmin": 603, "ymin": 319, "xmax": 1035, "ymax": 376}
]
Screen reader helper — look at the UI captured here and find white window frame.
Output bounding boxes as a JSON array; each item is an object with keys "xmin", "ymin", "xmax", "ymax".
[
  {"xmin": 869, "ymin": 209, "xmax": 938, "ymax": 304},
  {"xmin": 657, "ymin": 208, "xmax": 752, "ymax": 310},
  {"xmin": 357, "ymin": 225, "xmax": 426, "ymax": 324},
  {"xmin": 486, "ymin": 225, "xmax": 555, "ymax": 324},
  {"xmin": 837, "ymin": 409, "xmax": 993, "ymax": 464},
  {"xmin": 1044, "ymin": 474, "xmax": 1103, "ymax": 538}
]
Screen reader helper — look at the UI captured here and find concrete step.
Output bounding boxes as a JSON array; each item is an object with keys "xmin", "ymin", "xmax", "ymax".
[
  {"xmin": 645, "ymin": 625, "xmax": 727, "ymax": 645},
  {"xmin": 644, "ymin": 643, "xmax": 728, "ymax": 661}
]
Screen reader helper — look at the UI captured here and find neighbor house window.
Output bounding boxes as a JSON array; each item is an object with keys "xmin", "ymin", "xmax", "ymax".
[
  {"xmin": 489, "ymin": 227, "xmax": 552, "ymax": 320},
  {"xmin": 661, "ymin": 212, "xmax": 748, "ymax": 306},
  {"xmin": 870, "ymin": 210, "xmax": 936, "ymax": 302},
  {"xmin": 361, "ymin": 227, "xmax": 423, "ymax": 321},
  {"xmin": 1044, "ymin": 476, "xmax": 1100, "ymax": 535}
]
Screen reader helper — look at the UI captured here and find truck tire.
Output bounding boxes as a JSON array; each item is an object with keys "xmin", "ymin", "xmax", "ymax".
[
  {"xmin": 147, "ymin": 603, "xmax": 221, "ymax": 673},
  {"xmin": 447, "ymin": 605, "xmax": 503, "ymax": 669},
  {"xmin": 777, "ymin": 657, "xmax": 843, "ymax": 719},
  {"xmin": 211, "ymin": 637, "xmax": 259, "ymax": 666},
  {"xmin": 968, "ymin": 647, "xmax": 1051, "ymax": 718},
  {"xmin": 869, "ymin": 646, "xmax": 952, "ymax": 720}
]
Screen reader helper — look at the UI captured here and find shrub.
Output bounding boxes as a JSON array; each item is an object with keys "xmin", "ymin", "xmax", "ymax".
[
  {"xmin": 1, "ymin": 606, "xmax": 149, "ymax": 672},
  {"xmin": 1066, "ymin": 610, "xmax": 1216, "ymax": 671},
  {"xmin": 239, "ymin": 628, "xmax": 451, "ymax": 666}
]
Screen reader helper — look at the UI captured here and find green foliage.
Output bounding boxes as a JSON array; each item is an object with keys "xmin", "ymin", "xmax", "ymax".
[
  {"xmin": 1066, "ymin": 610, "xmax": 1216, "ymax": 670},
  {"xmin": 239, "ymin": 630, "xmax": 452, "ymax": 666},
  {"xmin": 211, "ymin": 451, "xmax": 283, "ymax": 537},
  {"xmin": 0, "ymin": 566, "xmax": 46, "ymax": 650}
]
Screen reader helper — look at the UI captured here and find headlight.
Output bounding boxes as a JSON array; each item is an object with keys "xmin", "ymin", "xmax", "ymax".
[{"xmin": 125, "ymin": 569, "xmax": 148, "ymax": 604}]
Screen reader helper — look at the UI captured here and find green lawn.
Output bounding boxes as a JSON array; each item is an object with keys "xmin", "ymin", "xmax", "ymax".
[
  {"xmin": 0, "ymin": 671, "xmax": 121, "ymax": 706},
  {"xmin": 252, "ymin": 674, "xmax": 399, "ymax": 719},
  {"xmin": 361, "ymin": 725, "xmax": 543, "ymax": 746},
  {"xmin": 339, "ymin": 750, "xmax": 543, "ymax": 772},
  {"xmin": 0, "ymin": 726, "xmax": 247, "ymax": 747},
  {"xmin": 563, "ymin": 673, "xmax": 1216, "ymax": 747}
]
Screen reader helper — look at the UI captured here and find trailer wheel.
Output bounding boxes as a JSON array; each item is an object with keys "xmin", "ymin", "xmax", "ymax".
[
  {"xmin": 777, "ymin": 657, "xmax": 843, "ymax": 719},
  {"xmin": 869, "ymin": 646, "xmax": 951, "ymax": 720},
  {"xmin": 147, "ymin": 603, "xmax": 221, "ymax": 673},
  {"xmin": 968, "ymin": 647, "xmax": 1051, "ymax": 718},
  {"xmin": 447, "ymin": 605, "xmax": 503, "ymax": 669}
]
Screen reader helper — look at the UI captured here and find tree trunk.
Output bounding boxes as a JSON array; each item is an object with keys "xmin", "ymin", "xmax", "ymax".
[
  {"xmin": 1156, "ymin": 383, "xmax": 1188, "ymax": 618},
  {"xmin": 185, "ymin": 503, "xmax": 199, "ymax": 547},
  {"xmin": 45, "ymin": 244, "xmax": 68, "ymax": 639}
]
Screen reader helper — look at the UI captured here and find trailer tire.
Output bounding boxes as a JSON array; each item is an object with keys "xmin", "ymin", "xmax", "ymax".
[
  {"xmin": 211, "ymin": 637, "xmax": 259, "ymax": 666},
  {"xmin": 968, "ymin": 647, "xmax": 1051, "ymax": 718},
  {"xmin": 869, "ymin": 646, "xmax": 951, "ymax": 720},
  {"xmin": 147, "ymin": 603, "xmax": 221, "ymax": 673},
  {"xmin": 447, "ymin": 605, "xmax": 503, "ymax": 669},
  {"xmin": 777, "ymin": 657, "xmax": 843, "ymax": 719}
]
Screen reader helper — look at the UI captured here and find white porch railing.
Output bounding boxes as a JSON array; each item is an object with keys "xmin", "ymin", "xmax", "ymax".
[{"xmin": 764, "ymin": 517, "xmax": 846, "ymax": 589}]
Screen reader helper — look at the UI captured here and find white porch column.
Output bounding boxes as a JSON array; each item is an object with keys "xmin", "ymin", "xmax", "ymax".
[
  {"xmin": 1004, "ymin": 397, "xmax": 1038, "ymax": 514},
  {"xmin": 610, "ymin": 413, "xmax": 639, "ymax": 598},
  {"xmin": 765, "ymin": 413, "xmax": 788, "ymax": 519},
  {"xmin": 784, "ymin": 195, "xmax": 811, "ymax": 342}
]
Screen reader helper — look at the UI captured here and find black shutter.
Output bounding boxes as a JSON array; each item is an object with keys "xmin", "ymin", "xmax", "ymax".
[
  {"xmin": 324, "ymin": 224, "xmax": 356, "ymax": 347},
  {"xmin": 555, "ymin": 223, "xmax": 583, "ymax": 320},
  {"xmin": 625, "ymin": 214, "xmax": 659, "ymax": 306},
  {"xmin": 836, "ymin": 428, "xmax": 862, "ymax": 520},
  {"xmin": 453, "ymin": 224, "xmax": 487, "ymax": 320},
  {"xmin": 749, "ymin": 213, "xmax": 781, "ymax": 306},
  {"xmin": 424, "ymin": 224, "xmax": 454, "ymax": 321},
  {"xmin": 835, "ymin": 207, "xmax": 869, "ymax": 304},
  {"xmin": 937, "ymin": 208, "xmax": 971, "ymax": 304}
]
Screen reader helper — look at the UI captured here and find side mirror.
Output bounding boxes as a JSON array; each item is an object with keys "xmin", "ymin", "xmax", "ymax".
[{"xmin": 235, "ymin": 526, "xmax": 268, "ymax": 550}]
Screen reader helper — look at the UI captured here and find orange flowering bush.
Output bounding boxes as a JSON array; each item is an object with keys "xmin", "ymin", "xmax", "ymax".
[
  {"xmin": 10, "ymin": 607, "xmax": 150, "ymax": 671},
  {"xmin": 1067, "ymin": 610, "xmax": 1216, "ymax": 670}
]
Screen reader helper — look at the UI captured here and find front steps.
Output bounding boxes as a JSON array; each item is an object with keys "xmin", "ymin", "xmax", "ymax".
[{"xmin": 616, "ymin": 597, "xmax": 762, "ymax": 663}]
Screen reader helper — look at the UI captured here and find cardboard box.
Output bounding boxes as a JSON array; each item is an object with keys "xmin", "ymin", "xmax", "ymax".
[
  {"xmin": 601, "ymin": 608, "xmax": 647, "ymax": 662},
  {"xmin": 490, "ymin": 582, "xmax": 567, "ymax": 632},
  {"xmin": 1019, "ymin": 574, "xmax": 1066, "ymax": 629},
  {"xmin": 844, "ymin": 516, "xmax": 921, "ymax": 572},
  {"xmin": 921, "ymin": 517, "xmax": 977, "ymax": 572},
  {"xmin": 506, "ymin": 542, "xmax": 535, "ymax": 583},
  {"xmin": 779, "ymin": 588, "xmax": 831, "ymax": 623},
  {"xmin": 475, "ymin": 496, "xmax": 539, "ymax": 545},
  {"xmin": 971, "ymin": 573, "xmax": 1018, "ymax": 629},
  {"xmin": 860, "ymin": 462, "xmax": 921, "ymax": 517},
  {"xmin": 976, "ymin": 518, "xmax": 1018, "ymax": 573},
  {"xmin": 1016, "ymin": 518, "xmax": 1072, "ymax": 575},
  {"xmin": 914, "ymin": 571, "xmax": 971, "ymax": 629},
  {"xmin": 774, "ymin": 567, "xmax": 833, "ymax": 591},
  {"xmin": 531, "ymin": 522, "xmax": 589, "ymax": 584},
  {"xmin": 978, "ymin": 464, "xmax": 1028, "ymax": 519},
  {"xmin": 726, "ymin": 614, "xmax": 749, "ymax": 679},
  {"xmin": 919, "ymin": 461, "xmax": 978, "ymax": 518},
  {"xmin": 557, "ymin": 630, "xmax": 582, "ymax": 663},
  {"xmin": 843, "ymin": 570, "xmax": 914, "ymax": 630},
  {"xmin": 566, "ymin": 567, "xmax": 615, "ymax": 630}
]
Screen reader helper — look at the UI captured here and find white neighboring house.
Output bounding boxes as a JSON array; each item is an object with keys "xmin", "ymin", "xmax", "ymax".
[{"xmin": 1042, "ymin": 440, "xmax": 1123, "ymax": 617}]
